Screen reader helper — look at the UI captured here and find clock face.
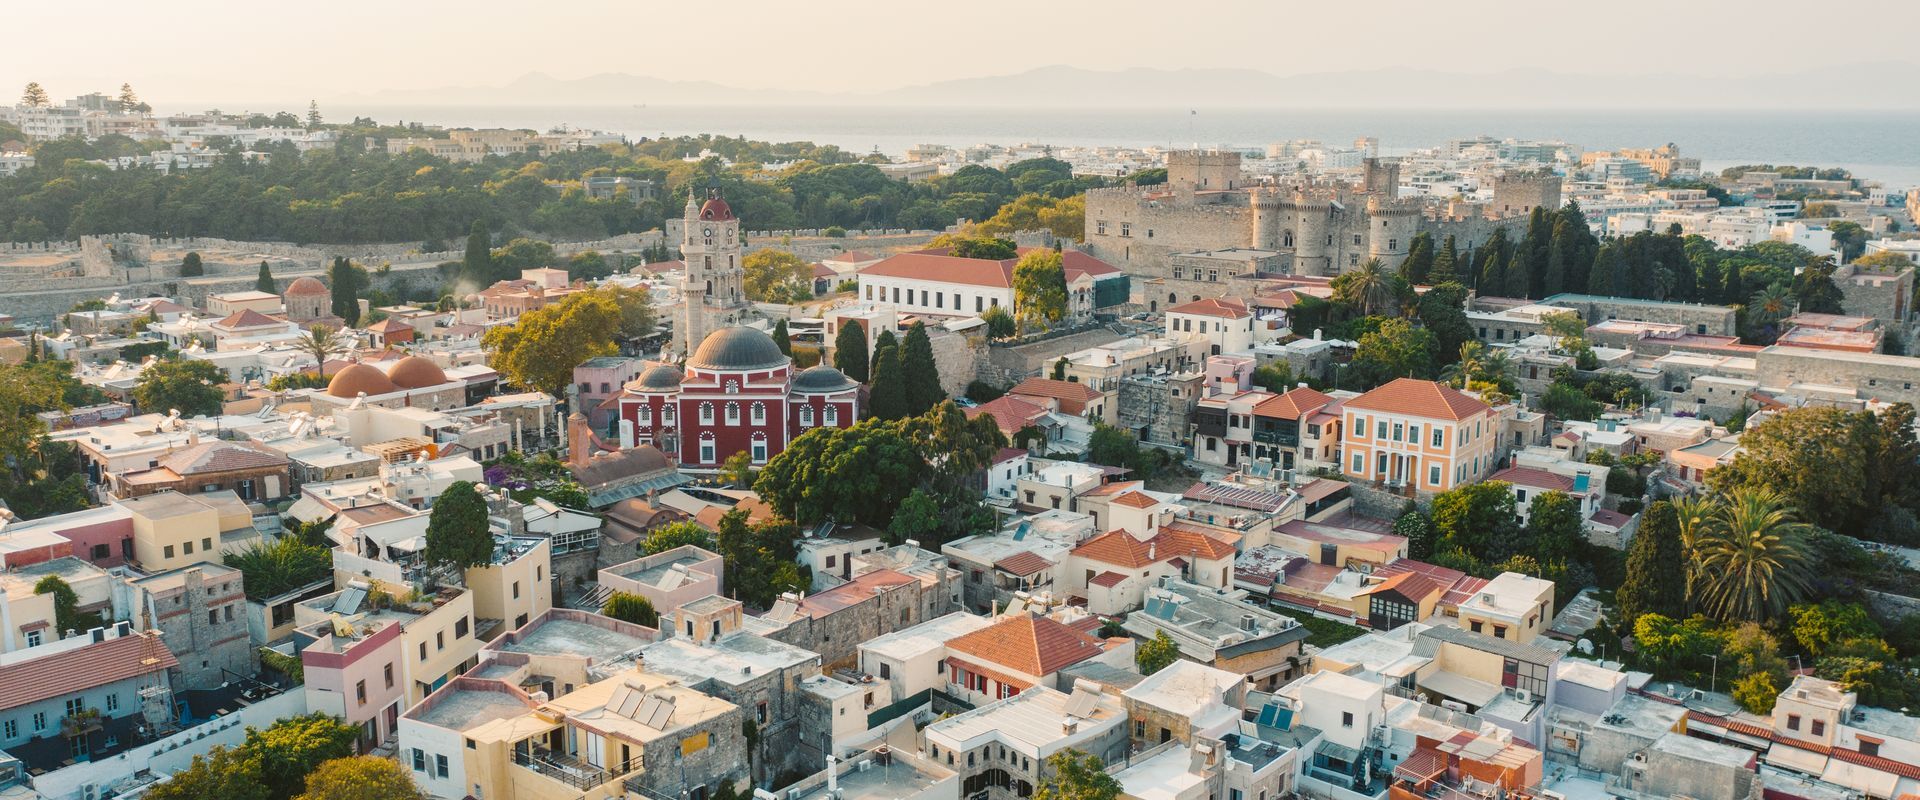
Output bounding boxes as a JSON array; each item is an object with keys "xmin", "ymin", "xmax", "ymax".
[{"xmin": 703, "ymin": 227, "xmax": 714, "ymax": 237}]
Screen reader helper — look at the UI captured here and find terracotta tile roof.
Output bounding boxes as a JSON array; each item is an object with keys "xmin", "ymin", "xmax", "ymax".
[
  {"xmin": 945, "ymin": 613, "xmax": 1105, "ymax": 676},
  {"xmin": 0, "ymin": 631, "xmax": 178, "ymax": 712},
  {"xmin": 367, "ymin": 318, "xmax": 413, "ymax": 334},
  {"xmin": 1487, "ymin": 466, "xmax": 1576, "ymax": 492},
  {"xmin": 1166, "ymin": 297, "xmax": 1251, "ymax": 319},
  {"xmin": 1589, "ymin": 509, "xmax": 1631, "ymax": 527},
  {"xmin": 1111, "ymin": 491, "xmax": 1159, "ymax": 509},
  {"xmin": 639, "ymin": 260, "xmax": 684, "ymax": 275},
  {"xmin": 1083, "ymin": 480, "xmax": 1144, "ymax": 497},
  {"xmin": 1071, "ymin": 530, "xmax": 1155, "ymax": 568},
  {"xmin": 1360, "ymin": 569, "xmax": 1447, "ymax": 603},
  {"xmin": 1150, "ymin": 528, "xmax": 1237, "ymax": 560},
  {"xmin": 158, "ymin": 440, "xmax": 288, "ymax": 475},
  {"xmin": 1089, "ymin": 571, "xmax": 1128, "ymax": 588},
  {"xmin": 1344, "ymin": 378, "xmax": 1490, "ymax": 421},
  {"xmin": 1252, "ymin": 387, "xmax": 1334, "ymax": 420},
  {"xmin": 863, "ymin": 253, "xmax": 1014, "ymax": 288},
  {"xmin": 830, "ymin": 250, "xmax": 880, "ymax": 263},
  {"xmin": 965, "ymin": 395, "xmax": 1050, "ymax": 436},
  {"xmin": 215, "ymin": 309, "xmax": 282, "ymax": 329},
  {"xmin": 811, "ymin": 263, "xmax": 836, "ymax": 278},
  {"xmin": 994, "ymin": 551, "xmax": 1054, "ymax": 577},
  {"xmin": 1029, "ymin": 248, "xmax": 1122, "ymax": 280},
  {"xmin": 1395, "ymin": 748, "xmax": 1449, "ymax": 782},
  {"xmin": 1009, "ymin": 378, "xmax": 1101, "ymax": 404},
  {"xmin": 1684, "ymin": 707, "xmax": 1920, "ymax": 781},
  {"xmin": 796, "ymin": 569, "xmax": 917, "ymax": 619},
  {"xmin": 992, "ymin": 447, "xmax": 1028, "ymax": 465}
]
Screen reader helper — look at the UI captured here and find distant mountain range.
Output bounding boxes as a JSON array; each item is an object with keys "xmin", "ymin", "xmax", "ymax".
[{"xmin": 341, "ymin": 63, "xmax": 1920, "ymax": 109}]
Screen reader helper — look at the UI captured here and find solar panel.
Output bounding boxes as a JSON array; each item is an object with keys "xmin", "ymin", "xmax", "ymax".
[
  {"xmin": 1144, "ymin": 597, "xmax": 1179, "ymax": 621},
  {"xmin": 1012, "ymin": 522, "xmax": 1031, "ymax": 541},
  {"xmin": 1572, "ymin": 474, "xmax": 1591, "ymax": 492},
  {"xmin": 1062, "ymin": 686, "xmax": 1100, "ymax": 717},
  {"xmin": 332, "ymin": 585, "xmax": 367, "ymax": 615}
]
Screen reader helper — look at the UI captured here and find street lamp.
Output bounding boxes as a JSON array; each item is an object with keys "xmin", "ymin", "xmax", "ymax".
[{"xmin": 1708, "ymin": 654, "xmax": 1719, "ymax": 695}]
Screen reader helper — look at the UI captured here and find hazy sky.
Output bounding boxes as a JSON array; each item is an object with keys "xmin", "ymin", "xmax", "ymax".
[{"xmin": 6, "ymin": 0, "xmax": 1918, "ymax": 108}]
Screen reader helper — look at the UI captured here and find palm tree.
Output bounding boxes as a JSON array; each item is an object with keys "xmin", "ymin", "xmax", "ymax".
[
  {"xmin": 1335, "ymin": 258, "xmax": 1397, "ymax": 317},
  {"xmin": 1441, "ymin": 341, "xmax": 1486, "ymax": 388},
  {"xmin": 1747, "ymin": 283, "xmax": 1795, "ymax": 342},
  {"xmin": 1668, "ymin": 493, "xmax": 1717, "ymax": 606},
  {"xmin": 297, "ymin": 324, "xmax": 347, "ymax": 374},
  {"xmin": 1692, "ymin": 488, "xmax": 1815, "ymax": 622}
]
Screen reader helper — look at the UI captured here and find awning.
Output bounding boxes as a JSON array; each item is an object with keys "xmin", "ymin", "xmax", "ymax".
[
  {"xmin": 1419, "ymin": 670, "xmax": 1504, "ymax": 708},
  {"xmin": 285, "ymin": 495, "xmax": 334, "ymax": 523},
  {"xmin": 1764, "ymin": 741, "xmax": 1831, "ymax": 776}
]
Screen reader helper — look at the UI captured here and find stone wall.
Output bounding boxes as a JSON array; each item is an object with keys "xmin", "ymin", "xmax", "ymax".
[
  {"xmin": 1756, "ymin": 346, "xmax": 1920, "ymax": 405},
  {"xmin": 975, "ymin": 327, "xmax": 1129, "ymax": 388},
  {"xmin": 1117, "ymin": 373, "xmax": 1200, "ymax": 447},
  {"xmin": 928, "ymin": 327, "xmax": 985, "ymax": 397}
]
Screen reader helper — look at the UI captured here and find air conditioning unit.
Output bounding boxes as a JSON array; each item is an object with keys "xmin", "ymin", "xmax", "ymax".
[{"xmin": 1513, "ymin": 689, "xmax": 1533, "ymax": 704}]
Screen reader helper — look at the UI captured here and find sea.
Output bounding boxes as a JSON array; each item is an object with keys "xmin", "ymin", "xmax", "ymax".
[{"xmin": 340, "ymin": 105, "xmax": 1920, "ymax": 189}]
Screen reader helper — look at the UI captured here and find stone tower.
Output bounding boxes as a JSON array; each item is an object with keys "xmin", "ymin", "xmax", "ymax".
[{"xmin": 674, "ymin": 183, "xmax": 748, "ymax": 358}]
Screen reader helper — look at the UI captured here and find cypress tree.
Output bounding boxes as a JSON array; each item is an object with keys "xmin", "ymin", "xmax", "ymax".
[
  {"xmin": 463, "ymin": 220, "xmax": 493, "ymax": 286},
  {"xmin": 1543, "ymin": 219, "xmax": 1570, "ymax": 297},
  {"xmin": 1502, "ymin": 246, "xmax": 1530, "ymax": 299},
  {"xmin": 179, "ymin": 252, "xmax": 203, "ymax": 277},
  {"xmin": 1400, "ymin": 232, "xmax": 1434, "ymax": 284},
  {"xmin": 328, "ymin": 257, "xmax": 362, "ymax": 326},
  {"xmin": 1476, "ymin": 229, "xmax": 1509, "ymax": 295},
  {"xmin": 831, "ymin": 320, "xmax": 868, "ymax": 382},
  {"xmin": 868, "ymin": 345, "xmax": 908, "ymax": 421},
  {"xmin": 1587, "ymin": 244, "xmax": 1617, "ymax": 296},
  {"xmin": 1721, "ymin": 260, "xmax": 1746, "ymax": 306},
  {"xmin": 255, "ymin": 260, "xmax": 275, "ymax": 293},
  {"xmin": 1522, "ymin": 206, "xmax": 1553, "ymax": 297},
  {"xmin": 772, "ymin": 319, "xmax": 792, "ymax": 357},
  {"xmin": 900, "ymin": 321, "xmax": 944, "ymax": 415},
  {"xmin": 1429, "ymin": 235, "xmax": 1459, "ymax": 284},
  {"xmin": 870, "ymin": 329, "xmax": 898, "ymax": 380},
  {"xmin": 1616, "ymin": 501, "xmax": 1687, "ymax": 628}
]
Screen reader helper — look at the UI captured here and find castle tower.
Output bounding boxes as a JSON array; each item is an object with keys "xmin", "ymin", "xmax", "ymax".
[
  {"xmin": 674, "ymin": 183, "xmax": 748, "ymax": 357},
  {"xmin": 1366, "ymin": 196, "xmax": 1421, "ymax": 267},
  {"xmin": 1288, "ymin": 192, "xmax": 1334, "ymax": 277}
]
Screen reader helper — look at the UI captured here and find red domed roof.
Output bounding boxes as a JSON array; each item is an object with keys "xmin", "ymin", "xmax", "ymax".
[
  {"xmin": 387, "ymin": 355, "xmax": 448, "ymax": 389},
  {"xmin": 326, "ymin": 363, "xmax": 397, "ymax": 398},
  {"xmin": 285, "ymin": 276, "xmax": 328, "ymax": 296},
  {"xmin": 698, "ymin": 197, "xmax": 734, "ymax": 222}
]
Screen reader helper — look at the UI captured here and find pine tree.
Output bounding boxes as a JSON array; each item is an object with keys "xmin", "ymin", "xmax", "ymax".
[
  {"xmin": 306, "ymin": 100, "xmax": 322, "ymax": 129},
  {"xmin": 21, "ymin": 82, "xmax": 48, "ymax": 108},
  {"xmin": 1429, "ymin": 235, "xmax": 1459, "ymax": 284},
  {"xmin": 868, "ymin": 344, "xmax": 908, "ymax": 421},
  {"xmin": 772, "ymin": 319, "xmax": 791, "ymax": 356},
  {"xmin": 832, "ymin": 320, "xmax": 869, "ymax": 382},
  {"xmin": 900, "ymin": 321, "xmax": 944, "ymax": 415},
  {"xmin": 118, "ymin": 83, "xmax": 139, "ymax": 112},
  {"xmin": 1616, "ymin": 501, "xmax": 1687, "ymax": 628},
  {"xmin": 462, "ymin": 221, "xmax": 493, "ymax": 286},
  {"xmin": 255, "ymin": 261, "xmax": 275, "ymax": 293},
  {"xmin": 1400, "ymin": 232, "xmax": 1434, "ymax": 284}
]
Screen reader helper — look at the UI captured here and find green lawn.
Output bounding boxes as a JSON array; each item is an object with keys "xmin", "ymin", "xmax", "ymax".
[{"xmin": 1270, "ymin": 605, "xmax": 1368, "ymax": 648}]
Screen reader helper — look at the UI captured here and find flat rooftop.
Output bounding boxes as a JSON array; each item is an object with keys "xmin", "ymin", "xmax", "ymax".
[
  {"xmin": 499, "ymin": 618, "xmax": 652, "ymax": 660},
  {"xmin": 861, "ymin": 611, "xmax": 994, "ymax": 662},
  {"xmin": 639, "ymin": 631, "xmax": 817, "ymax": 687},
  {"xmin": 409, "ymin": 684, "xmax": 533, "ymax": 731}
]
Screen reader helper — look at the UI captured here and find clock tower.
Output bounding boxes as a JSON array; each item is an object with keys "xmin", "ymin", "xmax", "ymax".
[{"xmin": 674, "ymin": 182, "xmax": 748, "ymax": 358}]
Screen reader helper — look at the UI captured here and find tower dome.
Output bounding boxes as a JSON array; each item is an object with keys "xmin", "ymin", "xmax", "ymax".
[
  {"xmin": 627, "ymin": 364, "xmax": 684, "ymax": 392},
  {"xmin": 688, "ymin": 327, "xmax": 786, "ymax": 371},
  {"xmin": 326, "ymin": 363, "xmax": 397, "ymax": 398},
  {"xmin": 791, "ymin": 365, "xmax": 856, "ymax": 393},
  {"xmin": 387, "ymin": 355, "xmax": 449, "ymax": 389}
]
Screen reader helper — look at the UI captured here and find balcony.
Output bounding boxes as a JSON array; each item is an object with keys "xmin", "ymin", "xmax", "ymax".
[{"xmin": 513, "ymin": 746, "xmax": 609, "ymax": 791}]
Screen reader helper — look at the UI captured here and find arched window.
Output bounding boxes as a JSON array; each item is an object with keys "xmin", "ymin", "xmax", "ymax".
[
  {"xmin": 638, "ymin": 404, "xmax": 652, "ymax": 424},
  {"xmin": 725, "ymin": 402, "xmax": 740, "ymax": 425},
  {"xmin": 725, "ymin": 380, "xmax": 739, "ymax": 394},
  {"xmin": 699, "ymin": 403, "xmax": 714, "ymax": 424},
  {"xmin": 824, "ymin": 404, "xmax": 839, "ymax": 425},
  {"xmin": 663, "ymin": 404, "xmax": 676, "ymax": 424},
  {"xmin": 750, "ymin": 402, "xmax": 766, "ymax": 424},
  {"xmin": 1283, "ymin": 230, "xmax": 1295, "ymax": 247},
  {"xmin": 799, "ymin": 405, "xmax": 814, "ymax": 427}
]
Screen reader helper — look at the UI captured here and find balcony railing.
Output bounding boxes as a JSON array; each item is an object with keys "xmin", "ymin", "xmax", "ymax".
[
  {"xmin": 624, "ymin": 776, "xmax": 681, "ymax": 800},
  {"xmin": 513, "ymin": 747, "xmax": 608, "ymax": 791}
]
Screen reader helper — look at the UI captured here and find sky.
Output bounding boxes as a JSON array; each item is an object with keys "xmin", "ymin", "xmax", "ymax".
[{"xmin": 5, "ymin": 0, "xmax": 1919, "ymax": 108}]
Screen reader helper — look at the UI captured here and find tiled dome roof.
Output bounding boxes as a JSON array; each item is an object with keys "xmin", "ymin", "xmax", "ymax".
[
  {"xmin": 326, "ymin": 363, "xmax": 396, "ymax": 398},
  {"xmin": 387, "ymin": 355, "xmax": 448, "ymax": 389},
  {"xmin": 628, "ymin": 364, "xmax": 683, "ymax": 392},
  {"xmin": 688, "ymin": 327, "xmax": 786, "ymax": 371},
  {"xmin": 285, "ymin": 276, "xmax": 328, "ymax": 296},
  {"xmin": 791, "ymin": 365, "xmax": 856, "ymax": 393}
]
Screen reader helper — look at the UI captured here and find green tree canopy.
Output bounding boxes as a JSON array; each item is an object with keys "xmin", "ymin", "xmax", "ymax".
[
  {"xmin": 1136, "ymin": 630, "xmax": 1181, "ymax": 675},
  {"xmin": 1710, "ymin": 404, "xmax": 1920, "ymax": 538},
  {"xmin": 424, "ymin": 481, "xmax": 495, "ymax": 571},
  {"xmin": 832, "ymin": 320, "xmax": 869, "ymax": 383},
  {"xmin": 133, "ymin": 358, "xmax": 227, "ymax": 417},
  {"xmin": 1011, "ymin": 249, "xmax": 1068, "ymax": 332},
  {"xmin": 900, "ymin": 321, "xmax": 945, "ymax": 416},
  {"xmin": 1616, "ymin": 501, "xmax": 1686, "ymax": 627},
  {"xmin": 246, "ymin": 712, "xmax": 361, "ymax": 800},
  {"xmin": 742, "ymin": 249, "xmax": 812, "ymax": 303},
  {"xmin": 1033, "ymin": 750, "xmax": 1122, "ymax": 800},
  {"xmin": 296, "ymin": 755, "xmax": 424, "ymax": 800},
  {"xmin": 1431, "ymin": 481, "xmax": 1520, "ymax": 560},
  {"xmin": 256, "ymin": 261, "xmax": 276, "ymax": 293},
  {"xmin": 481, "ymin": 290, "xmax": 621, "ymax": 395},
  {"xmin": 602, "ymin": 591, "xmax": 660, "ymax": 627},
  {"xmin": 642, "ymin": 520, "xmax": 715, "ymax": 555}
]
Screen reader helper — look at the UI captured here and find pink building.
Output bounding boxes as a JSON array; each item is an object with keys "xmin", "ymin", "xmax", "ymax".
[
  {"xmin": 298, "ymin": 616, "xmax": 409, "ymax": 751},
  {"xmin": 0, "ymin": 505, "xmax": 133, "ymax": 568}
]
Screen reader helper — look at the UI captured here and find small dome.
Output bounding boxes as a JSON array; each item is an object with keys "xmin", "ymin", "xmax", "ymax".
[
  {"xmin": 792, "ymin": 365, "xmax": 856, "ymax": 393},
  {"xmin": 387, "ymin": 355, "xmax": 448, "ymax": 389},
  {"xmin": 628, "ymin": 364, "xmax": 683, "ymax": 392},
  {"xmin": 698, "ymin": 197, "xmax": 734, "ymax": 222},
  {"xmin": 688, "ymin": 327, "xmax": 787, "ymax": 371},
  {"xmin": 285, "ymin": 276, "xmax": 328, "ymax": 296},
  {"xmin": 327, "ymin": 363, "xmax": 397, "ymax": 398}
]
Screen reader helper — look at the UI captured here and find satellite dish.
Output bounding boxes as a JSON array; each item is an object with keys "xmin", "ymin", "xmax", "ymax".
[{"xmin": 1577, "ymin": 638, "xmax": 1594, "ymax": 655}]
